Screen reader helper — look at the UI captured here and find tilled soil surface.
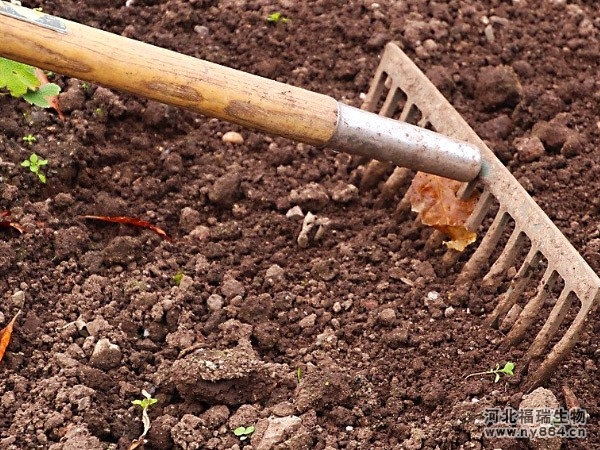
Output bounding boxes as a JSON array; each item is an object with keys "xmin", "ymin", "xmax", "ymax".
[{"xmin": 1, "ymin": 0, "xmax": 599, "ymax": 449}]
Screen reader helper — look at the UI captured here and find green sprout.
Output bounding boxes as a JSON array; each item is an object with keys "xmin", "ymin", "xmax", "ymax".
[
  {"xmin": 296, "ymin": 367, "xmax": 302, "ymax": 383},
  {"xmin": 267, "ymin": 12, "xmax": 289, "ymax": 23},
  {"xmin": 466, "ymin": 361, "xmax": 515, "ymax": 383},
  {"xmin": 21, "ymin": 152, "xmax": 48, "ymax": 183},
  {"xmin": 172, "ymin": 271, "xmax": 184, "ymax": 286},
  {"xmin": 233, "ymin": 425, "xmax": 255, "ymax": 441},
  {"xmin": 22, "ymin": 134, "xmax": 37, "ymax": 145},
  {"xmin": 131, "ymin": 389, "xmax": 158, "ymax": 447}
]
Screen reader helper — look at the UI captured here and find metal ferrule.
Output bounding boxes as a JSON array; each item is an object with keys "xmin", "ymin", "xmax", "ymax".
[{"xmin": 327, "ymin": 103, "xmax": 482, "ymax": 182}]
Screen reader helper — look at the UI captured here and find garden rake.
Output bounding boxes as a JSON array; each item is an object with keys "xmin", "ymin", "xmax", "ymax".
[{"xmin": 1, "ymin": 3, "xmax": 598, "ymax": 391}]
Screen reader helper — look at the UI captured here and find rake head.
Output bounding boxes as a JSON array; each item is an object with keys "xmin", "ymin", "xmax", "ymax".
[{"xmin": 359, "ymin": 43, "xmax": 600, "ymax": 391}]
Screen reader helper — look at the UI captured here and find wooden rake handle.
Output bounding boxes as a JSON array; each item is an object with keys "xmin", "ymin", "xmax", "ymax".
[{"xmin": 0, "ymin": 2, "xmax": 481, "ymax": 181}]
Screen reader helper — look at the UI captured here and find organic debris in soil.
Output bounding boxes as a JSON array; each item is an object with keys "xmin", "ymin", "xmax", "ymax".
[
  {"xmin": 34, "ymin": 68, "xmax": 65, "ymax": 120},
  {"xmin": 408, "ymin": 172, "xmax": 478, "ymax": 251},
  {"xmin": 0, "ymin": 210, "xmax": 24, "ymax": 234},
  {"xmin": 81, "ymin": 215, "xmax": 171, "ymax": 240},
  {"xmin": 0, "ymin": 310, "xmax": 21, "ymax": 364}
]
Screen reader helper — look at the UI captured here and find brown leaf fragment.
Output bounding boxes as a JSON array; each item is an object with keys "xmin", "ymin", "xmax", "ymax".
[
  {"xmin": 0, "ymin": 210, "xmax": 24, "ymax": 234},
  {"xmin": 408, "ymin": 172, "xmax": 478, "ymax": 252},
  {"xmin": 81, "ymin": 215, "xmax": 171, "ymax": 240},
  {"xmin": 0, "ymin": 310, "xmax": 22, "ymax": 364}
]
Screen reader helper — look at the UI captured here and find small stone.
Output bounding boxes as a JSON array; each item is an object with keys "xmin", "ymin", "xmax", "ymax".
[
  {"xmin": 89, "ymin": 338, "xmax": 122, "ymax": 371},
  {"xmin": 251, "ymin": 415, "xmax": 302, "ymax": 450},
  {"xmin": 330, "ymin": 182, "xmax": 359, "ymax": 203},
  {"xmin": 285, "ymin": 205, "xmax": 304, "ymax": 219},
  {"xmin": 10, "ymin": 291, "xmax": 25, "ymax": 309},
  {"xmin": 265, "ymin": 264, "xmax": 286, "ymax": 285},
  {"xmin": 194, "ymin": 25, "xmax": 209, "ymax": 36},
  {"xmin": 377, "ymin": 308, "xmax": 397, "ymax": 326},
  {"xmin": 299, "ymin": 313, "xmax": 317, "ymax": 329},
  {"xmin": 444, "ymin": 306, "xmax": 455, "ymax": 318},
  {"xmin": 289, "ymin": 183, "xmax": 330, "ymax": 211},
  {"xmin": 207, "ymin": 294, "xmax": 224, "ymax": 311},
  {"xmin": 518, "ymin": 388, "xmax": 562, "ymax": 450},
  {"xmin": 514, "ymin": 136, "xmax": 545, "ymax": 162},
  {"xmin": 208, "ymin": 172, "xmax": 242, "ymax": 207},
  {"xmin": 221, "ymin": 276, "xmax": 245, "ymax": 298},
  {"xmin": 222, "ymin": 131, "xmax": 244, "ymax": 144}
]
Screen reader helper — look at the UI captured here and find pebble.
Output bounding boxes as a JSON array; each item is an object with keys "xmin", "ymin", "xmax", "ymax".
[
  {"xmin": 377, "ymin": 308, "xmax": 397, "ymax": 326},
  {"xmin": 220, "ymin": 276, "xmax": 245, "ymax": 298},
  {"xmin": 299, "ymin": 313, "xmax": 317, "ymax": 328},
  {"xmin": 89, "ymin": 338, "xmax": 122, "ymax": 371},
  {"xmin": 207, "ymin": 294, "xmax": 224, "ymax": 311},
  {"xmin": 444, "ymin": 306, "xmax": 455, "ymax": 318},
  {"xmin": 265, "ymin": 264, "xmax": 286, "ymax": 285},
  {"xmin": 330, "ymin": 182, "xmax": 359, "ymax": 203},
  {"xmin": 208, "ymin": 171, "xmax": 242, "ymax": 207},
  {"xmin": 194, "ymin": 25, "xmax": 209, "ymax": 37},
  {"xmin": 513, "ymin": 136, "xmax": 545, "ymax": 162},
  {"xmin": 289, "ymin": 182, "xmax": 330, "ymax": 211},
  {"xmin": 285, "ymin": 205, "xmax": 304, "ymax": 219},
  {"xmin": 222, "ymin": 131, "xmax": 244, "ymax": 144}
]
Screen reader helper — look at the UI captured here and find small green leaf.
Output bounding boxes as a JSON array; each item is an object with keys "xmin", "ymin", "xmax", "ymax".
[
  {"xmin": 246, "ymin": 426, "xmax": 255, "ymax": 434},
  {"xmin": 38, "ymin": 173, "xmax": 47, "ymax": 184},
  {"xmin": 30, "ymin": 153, "xmax": 39, "ymax": 164},
  {"xmin": 502, "ymin": 362, "xmax": 515, "ymax": 375},
  {"xmin": 22, "ymin": 82, "xmax": 60, "ymax": 108},
  {"xmin": 21, "ymin": 159, "xmax": 31, "ymax": 168},
  {"xmin": 0, "ymin": 57, "xmax": 40, "ymax": 97},
  {"xmin": 132, "ymin": 399, "xmax": 143, "ymax": 406},
  {"xmin": 233, "ymin": 427, "xmax": 247, "ymax": 437}
]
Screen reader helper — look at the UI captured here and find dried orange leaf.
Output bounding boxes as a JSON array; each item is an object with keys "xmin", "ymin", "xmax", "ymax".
[
  {"xmin": 82, "ymin": 215, "xmax": 171, "ymax": 240},
  {"xmin": 0, "ymin": 210, "xmax": 25, "ymax": 234},
  {"xmin": 0, "ymin": 310, "xmax": 21, "ymax": 364},
  {"xmin": 408, "ymin": 172, "xmax": 478, "ymax": 252}
]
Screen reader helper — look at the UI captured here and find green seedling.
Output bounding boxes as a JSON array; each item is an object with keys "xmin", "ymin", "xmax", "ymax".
[
  {"xmin": 21, "ymin": 153, "xmax": 48, "ymax": 183},
  {"xmin": 267, "ymin": 12, "xmax": 289, "ymax": 23},
  {"xmin": 172, "ymin": 271, "xmax": 184, "ymax": 286},
  {"xmin": 233, "ymin": 425, "xmax": 255, "ymax": 441},
  {"xmin": 0, "ymin": 57, "xmax": 60, "ymax": 108},
  {"xmin": 22, "ymin": 134, "xmax": 37, "ymax": 145},
  {"xmin": 130, "ymin": 389, "xmax": 158, "ymax": 447},
  {"xmin": 465, "ymin": 361, "xmax": 515, "ymax": 383},
  {"xmin": 296, "ymin": 367, "xmax": 302, "ymax": 383}
]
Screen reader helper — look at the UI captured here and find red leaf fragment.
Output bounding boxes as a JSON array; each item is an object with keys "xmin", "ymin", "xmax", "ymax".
[
  {"xmin": 0, "ymin": 310, "xmax": 21, "ymax": 364},
  {"xmin": 34, "ymin": 68, "xmax": 65, "ymax": 121},
  {"xmin": 82, "ymin": 215, "xmax": 171, "ymax": 240},
  {"xmin": 0, "ymin": 210, "xmax": 25, "ymax": 234}
]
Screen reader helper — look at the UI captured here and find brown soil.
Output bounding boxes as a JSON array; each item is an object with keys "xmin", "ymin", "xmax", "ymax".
[{"xmin": 1, "ymin": 0, "xmax": 599, "ymax": 449}]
